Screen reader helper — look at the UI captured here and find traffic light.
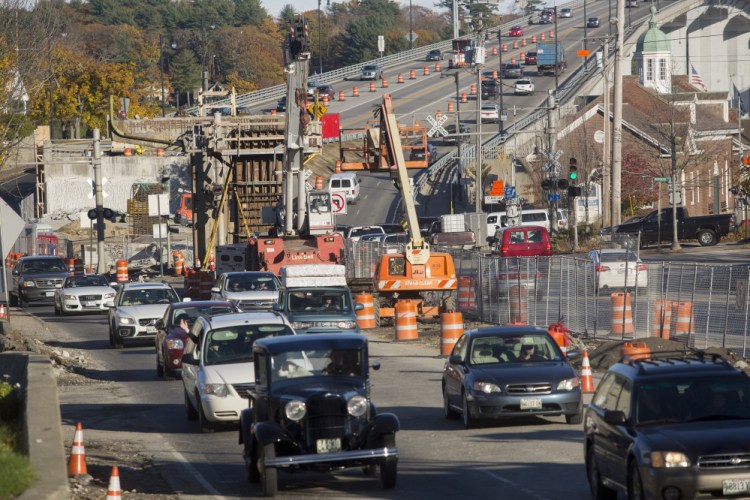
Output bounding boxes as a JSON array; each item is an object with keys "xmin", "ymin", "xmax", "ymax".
[
  {"xmin": 87, "ymin": 208, "xmax": 123, "ymax": 223},
  {"xmin": 541, "ymin": 179, "xmax": 552, "ymax": 190},
  {"xmin": 557, "ymin": 179, "xmax": 569, "ymax": 190},
  {"xmin": 568, "ymin": 186, "xmax": 582, "ymax": 197},
  {"xmin": 289, "ymin": 16, "xmax": 310, "ymax": 56},
  {"xmin": 569, "ymin": 158, "xmax": 578, "ymax": 180}
]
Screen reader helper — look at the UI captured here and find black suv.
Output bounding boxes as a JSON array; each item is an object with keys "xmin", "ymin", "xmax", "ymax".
[
  {"xmin": 584, "ymin": 352, "xmax": 750, "ymax": 500},
  {"xmin": 240, "ymin": 333, "xmax": 399, "ymax": 497},
  {"xmin": 11, "ymin": 255, "xmax": 70, "ymax": 307}
]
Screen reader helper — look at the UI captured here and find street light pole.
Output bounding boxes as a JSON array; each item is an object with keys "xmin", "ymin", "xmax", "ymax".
[
  {"xmin": 318, "ymin": 0, "xmax": 323, "ymax": 74},
  {"xmin": 159, "ymin": 35, "xmax": 166, "ymax": 117},
  {"xmin": 498, "ymin": 30, "xmax": 504, "ymax": 135}
]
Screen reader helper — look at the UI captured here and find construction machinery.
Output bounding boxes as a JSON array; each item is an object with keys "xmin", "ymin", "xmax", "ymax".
[
  {"xmin": 339, "ymin": 121, "xmax": 431, "ymax": 170},
  {"xmin": 345, "ymin": 95, "xmax": 457, "ymax": 325}
]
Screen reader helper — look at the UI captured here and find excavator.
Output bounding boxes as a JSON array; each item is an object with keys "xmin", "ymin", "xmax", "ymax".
[{"xmin": 369, "ymin": 95, "xmax": 457, "ymax": 324}]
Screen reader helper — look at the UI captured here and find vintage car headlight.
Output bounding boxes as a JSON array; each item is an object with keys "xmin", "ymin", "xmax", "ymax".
[
  {"xmin": 22, "ymin": 280, "xmax": 36, "ymax": 287},
  {"xmin": 118, "ymin": 316, "xmax": 135, "ymax": 325},
  {"xmin": 347, "ymin": 395, "xmax": 368, "ymax": 417},
  {"xmin": 166, "ymin": 339, "xmax": 184, "ymax": 350},
  {"xmin": 473, "ymin": 381, "xmax": 501, "ymax": 394},
  {"xmin": 336, "ymin": 321, "xmax": 357, "ymax": 329},
  {"xmin": 649, "ymin": 451, "xmax": 690, "ymax": 468},
  {"xmin": 285, "ymin": 400, "xmax": 307, "ymax": 421},
  {"xmin": 202, "ymin": 383, "xmax": 229, "ymax": 398},
  {"xmin": 557, "ymin": 377, "xmax": 581, "ymax": 391},
  {"xmin": 63, "ymin": 294, "xmax": 78, "ymax": 301},
  {"xmin": 291, "ymin": 321, "xmax": 311, "ymax": 329}
]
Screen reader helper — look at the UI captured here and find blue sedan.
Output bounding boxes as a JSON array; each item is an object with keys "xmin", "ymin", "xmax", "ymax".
[{"xmin": 442, "ymin": 326, "xmax": 583, "ymax": 428}]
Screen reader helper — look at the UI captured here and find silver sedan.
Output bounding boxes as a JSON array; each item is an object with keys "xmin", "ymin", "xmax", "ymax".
[{"xmin": 54, "ymin": 274, "xmax": 117, "ymax": 315}]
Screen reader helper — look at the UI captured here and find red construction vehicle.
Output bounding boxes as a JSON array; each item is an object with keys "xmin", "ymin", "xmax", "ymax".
[
  {"xmin": 175, "ymin": 193, "xmax": 193, "ymax": 226},
  {"xmin": 245, "ymin": 233, "xmax": 344, "ymax": 276}
]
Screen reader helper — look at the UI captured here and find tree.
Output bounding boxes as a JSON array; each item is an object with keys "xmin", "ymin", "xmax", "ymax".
[
  {"xmin": 170, "ymin": 49, "xmax": 201, "ymax": 108},
  {"xmin": 339, "ymin": 0, "xmax": 404, "ymax": 65},
  {"xmin": 232, "ymin": 0, "xmax": 268, "ymax": 26},
  {"xmin": 277, "ymin": 4, "xmax": 298, "ymax": 25}
]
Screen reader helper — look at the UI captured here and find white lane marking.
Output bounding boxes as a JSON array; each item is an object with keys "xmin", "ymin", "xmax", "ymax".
[
  {"xmin": 484, "ymin": 469, "xmax": 553, "ymax": 500},
  {"xmin": 163, "ymin": 438, "xmax": 225, "ymax": 497}
]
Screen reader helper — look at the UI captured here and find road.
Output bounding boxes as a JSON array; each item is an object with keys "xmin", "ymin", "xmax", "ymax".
[{"xmin": 31, "ymin": 303, "xmax": 593, "ymax": 499}]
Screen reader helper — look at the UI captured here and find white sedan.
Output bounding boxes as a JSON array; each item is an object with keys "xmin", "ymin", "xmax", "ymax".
[
  {"xmin": 54, "ymin": 274, "xmax": 117, "ymax": 315},
  {"xmin": 480, "ymin": 103, "xmax": 500, "ymax": 123},
  {"xmin": 588, "ymin": 249, "xmax": 649, "ymax": 291},
  {"xmin": 514, "ymin": 79, "xmax": 535, "ymax": 96}
]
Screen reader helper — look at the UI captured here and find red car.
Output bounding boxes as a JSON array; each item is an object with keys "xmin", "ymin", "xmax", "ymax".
[
  {"xmin": 508, "ymin": 26, "xmax": 524, "ymax": 37},
  {"xmin": 525, "ymin": 50, "xmax": 538, "ymax": 65},
  {"xmin": 155, "ymin": 300, "xmax": 238, "ymax": 379}
]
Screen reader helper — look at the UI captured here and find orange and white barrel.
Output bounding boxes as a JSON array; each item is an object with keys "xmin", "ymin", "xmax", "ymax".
[
  {"xmin": 355, "ymin": 293, "xmax": 375, "ymax": 329},
  {"xmin": 73, "ymin": 258, "xmax": 84, "ymax": 275},
  {"xmin": 116, "ymin": 259, "xmax": 128, "ymax": 283},
  {"xmin": 457, "ymin": 276, "xmax": 477, "ymax": 311},
  {"xmin": 66, "ymin": 258, "xmax": 76, "ymax": 275},
  {"xmin": 440, "ymin": 311, "xmax": 463, "ymax": 356},
  {"xmin": 394, "ymin": 300, "xmax": 418, "ymax": 341},
  {"xmin": 509, "ymin": 285, "xmax": 528, "ymax": 324},
  {"xmin": 672, "ymin": 301, "xmax": 694, "ymax": 337},
  {"xmin": 548, "ymin": 323, "xmax": 571, "ymax": 356},
  {"xmin": 173, "ymin": 251, "xmax": 185, "ymax": 276},
  {"xmin": 610, "ymin": 292, "xmax": 634, "ymax": 335},
  {"xmin": 315, "ymin": 175, "xmax": 324, "ymax": 190},
  {"xmin": 651, "ymin": 299, "xmax": 672, "ymax": 339},
  {"xmin": 199, "ymin": 271, "xmax": 214, "ymax": 300}
]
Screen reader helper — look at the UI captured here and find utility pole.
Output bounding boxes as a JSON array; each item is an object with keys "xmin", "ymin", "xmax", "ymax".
[
  {"xmin": 498, "ymin": 30, "xmax": 504, "ymax": 135},
  {"xmin": 611, "ymin": 0, "xmax": 625, "ymax": 226},
  {"xmin": 473, "ymin": 14, "xmax": 485, "ymax": 213},
  {"xmin": 546, "ymin": 91, "xmax": 559, "ymax": 230},
  {"xmin": 554, "ymin": 6, "xmax": 560, "ymax": 102},
  {"xmin": 93, "ymin": 128, "xmax": 106, "ymax": 274},
  {"xmin": 670, "ymin": 133, "xmax": 681, "ymax": 250},
  {"xmin": 454, "ymin": 72, "xmax": 463, "ymax": 203},
  {"xmin": 602, "ymin": 36, "xmax": 611, "ymax": 227}
]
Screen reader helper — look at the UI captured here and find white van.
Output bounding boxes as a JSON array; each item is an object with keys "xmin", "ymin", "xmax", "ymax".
[
  {"xmin": 486, "ymin": 208, "xmax": 568, "ymax": 234},
  {"xmin": 328, "ymin": 173, "xmax": 360, "ymax": 205}
]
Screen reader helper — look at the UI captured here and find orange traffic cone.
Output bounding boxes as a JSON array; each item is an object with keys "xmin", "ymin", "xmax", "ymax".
[
  {"xmin": 106, "ymin": 466, "xmax": 122, "ymax": 500},
  {"xmin": 67, "ymin": 422, "xmax": 88, "ymax": 476},
  {"xmin": 0, "ymin": 303, "xmax": 6, "ymax": 320},
  {"xmin": 581, "ymin": 351, "xmax": 595, "ymax": 393}
]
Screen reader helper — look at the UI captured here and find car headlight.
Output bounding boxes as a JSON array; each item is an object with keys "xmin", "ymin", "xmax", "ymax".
[
  {"xmin": 285, "ymin": 400, "xmax": 307, "ymax": 421},
  {"xmin": 202, "ymin": 383, "xmax": 229, "ymax": 398},
  {"xmin": 104, "ymin": 292, "xmax": 116, "ymax": 300},
  {"xmin": 118, "ymin": 316, "xmax": 134, "ymax": 325},
  {"xmin": 166, "ymin": 339, "xmax": 184, "ymax": 349},
  {"xmin": 557, "ymin": 377, "xmax": 581, "ymax": 391},
  {"xmin": 649, "ymin": 451, "xmax": 690, "ymax": 468},
  {"xmin": 473, "ymin": 381, "xmax": 502, "ymax": 394},
  {"xmin": 63, "ymin": 294, "xmax": 77, "ymax": 301},
  {"xmin": 22, "ymin": 281, "xmax": 36, "ymax": 287},
  {"xmin": 336, "ymin": 321, "xmax": 357, "ymax": 329},
  {"xmin": 291, "ymin": 322, "xmax": 311, "ymax": 329},
  {"xmin": 347, "ymin": 395, "xmax": 369, "ymax": 417}
]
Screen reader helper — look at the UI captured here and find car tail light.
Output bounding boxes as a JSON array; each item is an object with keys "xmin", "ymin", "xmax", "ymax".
[
  {"xmin": 501, "ymin": 246, "xmax": 508, "ymax": 254},
  {"xmin": 545, "ymin": 243, "xmax": 551, "ymax": 251},
  {"xmin": 637, "ymin": 264, "xmax": 647, "ymax": 271},
  {"xmin": 595, "ymin": 265, "xmax": 610, "ymax": 272}
]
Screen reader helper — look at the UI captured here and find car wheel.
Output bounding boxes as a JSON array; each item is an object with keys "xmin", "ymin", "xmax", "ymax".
[
  {"xmin": 184, "ymin": 388, "xmax": 198, "ymax": 421},
  {"xmin": 60, "ymin": 305, "xmax": 67, "ymax": 316},
  {"xmin": 565, "ymin": 408, "xmax": 583, "ymax": 425},
  {"xmin": 380, "ymin": 433, "xmax": 397, "ymax": 489},
  {"xmin": 628, "ymin": 461, "xmax": 645, "ymax": 500},
  {"xmin": 443, "ymin": 384, "xmax": 460, "ymax": 419},
  {"xmin": 260, "ymin": 443, "xmax": 278, "ymax": 497},
  {"xmin": 461, "ymin": 390, "xmax": 474, "ymax": 429},
  {"xmin": 156, "ymin": 355, "xmax": 164, "ymax": 378},
  {"xmin": 19, "ymin": 295, "xmax": 27, "ymax": 308},
  {"xmin": 247, "ymin": 438, "xmax": 260, "ymax": 484},
  {"xmin": 697, "ymin": 229, "xmax": 717, "ymax": 246},
  {"xmin": 9, "ymin": 293, "xmax": 18, "ymax": 307},
  {"xmin": 586, "ymin": 447, "xmax": 617, "ymax": 500},
  {"xmin": 197, "ymin": 396, "xmax": 214, "ymax": 433},
  {"xmin": 113, "ymin": 333, "xmax": 123, "ymax": 349},
  {"xmin": 54, "ymin": 302, "xmax": 60, "ymax": 316}
]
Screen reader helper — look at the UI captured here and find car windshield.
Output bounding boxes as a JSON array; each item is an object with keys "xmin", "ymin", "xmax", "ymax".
[
  {"xmin": 468, "ymin": 334, "xmax": 562, "ymax": 365},
  {"xmin": 271, "ymin": 348, "xmax": 363, "ymax": 381},
  {"xmin": 64, "ymin": 275, "xmax": 109, "ymax": 287},
  {"xmin": 363, "ymin": 65, "xmax": 377, "ymax": 71},
  {"xmin": 288, "ymin": 290, "xmax": 351, "ymax": 313},
  {"xmin": 171, "ymin": 305, "xmax": 235, "ymax": 327},
  {"xmin": 204, "ymin": 324, "xmax": 294, "ymax": 366},
  {"xmin": 636, "ymin": 376, "xmax": 750, "ymax": 425},
  {"xmin": 350, "ymin": 227, "xmax": 383, "ymax": 238},
  {"xmin": 21, "ymin": 259, "xmax": 67, "ymax": 274},
  {"xmin": 225, "ymin": 275, "xmax": 278, "ymax": 292},
  {"xmin": 118, "ymin": 288, "xmax": 178, "ymax": 306}
]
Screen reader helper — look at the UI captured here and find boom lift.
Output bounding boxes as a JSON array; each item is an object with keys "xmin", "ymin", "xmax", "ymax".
[{"xmin": 369, "ymin": 95, "xmax": 457, "ymax": 322}]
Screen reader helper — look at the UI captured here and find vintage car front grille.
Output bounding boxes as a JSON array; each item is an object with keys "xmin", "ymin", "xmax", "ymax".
[
  {"xmin": 698, "ymin": 453, "xmax": 750, "ymax": 469},
  {"xmin": 35, "ymin": 278, "xmax": 64, "ymax": 287},
  {"xmin": 232, "ymin": 383, "xmax": 254, "ymax": 399},
  {"xmin": 138, "ymin": 318, "xmax": 158, "ymax": 326},
  {"xmin": 505, "ymin": 383, "xmax": 552, "ymax": 395},
  {"xmin": 79, "ymin": 295, "xmax": 102, "ymax": 301},
  {"xmin": 306, "ymin": 394, "xmax": 347, "ymax": 444}
]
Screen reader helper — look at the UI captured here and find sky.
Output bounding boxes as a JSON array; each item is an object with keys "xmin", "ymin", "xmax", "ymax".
[{"xmin": 263, "ymin": 0, "xmax": 449, "ymax": 19}]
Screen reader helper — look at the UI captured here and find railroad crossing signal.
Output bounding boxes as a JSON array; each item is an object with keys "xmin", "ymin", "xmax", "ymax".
[{"xmin": 426, "ymin": 114, "xmax": 449, "ymax": 138}]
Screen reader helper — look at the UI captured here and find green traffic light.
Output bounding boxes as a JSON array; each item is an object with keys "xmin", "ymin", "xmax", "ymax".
[{"xmin": 569, "ymin": 171, "xmax": 577, "ymax": 180}]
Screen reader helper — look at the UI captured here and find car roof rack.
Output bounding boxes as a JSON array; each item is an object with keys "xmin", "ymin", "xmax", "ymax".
[{"xmin": 622, "ymin": 350, "xmax": 729, "ymax": 373}]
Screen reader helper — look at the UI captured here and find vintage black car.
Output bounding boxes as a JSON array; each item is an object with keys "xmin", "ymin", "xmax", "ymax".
[{"xmin": 239, "ymin": 333, "xmax": 399, "ymax": 497}]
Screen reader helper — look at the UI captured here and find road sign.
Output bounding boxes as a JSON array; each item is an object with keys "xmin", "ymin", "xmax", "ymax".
[
  {"xmin": 547, "ymin": 193, "xmax": 561, "ymax": 201},
  {"xmin": 305, "ymin": 182, "xmax": 313, "ymax": 192},
  {"xmin": 654, "ymin": 177, "xmax": 671, "ymax": 182},
  {"xmin": 148, "ymin": 194, "xmax": 169, "ymax": 216},
  {"xmin": 331, "ymin": 192, "xmax": 347, "ymax": 214},
  {"xmin": 668, "ymin": 190, "xmax": 682, "ymax": 206},
  {"xmin": 304, "ymin": 169, "xmax": 313, "ymax": 180},
  {"xmin": 505, "ymin": 186, "xmax": 516, "ymax": 199},
  {"xmin": 484, "ymin": 195, "xmax": 503, "ymax": 204},
  {"xmin": 307, "ymin": 102, "xmax": 327, "ymax": 119},
  {"xmin": 378, "ymin": 35, "xmax": 385, "ymax": 53},
  {"xmin": 594, "ymin": 130, "xmax": 605, "ymax": 143},
  {"xmin": 490, "ymin": 180, "xmax": 505, "ymax": 196},
  {"xmin": 426, "ymin": 114, "xmax": 449, "ymax": 138}
]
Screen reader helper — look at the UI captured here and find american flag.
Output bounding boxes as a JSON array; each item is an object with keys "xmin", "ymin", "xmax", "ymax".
[{"xmin": 690, "ymin": 64, "xmax": 706, "ymax": 91}]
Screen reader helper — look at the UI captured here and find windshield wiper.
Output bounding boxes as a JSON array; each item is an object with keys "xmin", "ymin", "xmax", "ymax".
[{"xmin": 684, "ymin": 415, "xmax": 750, "ymax": 423}]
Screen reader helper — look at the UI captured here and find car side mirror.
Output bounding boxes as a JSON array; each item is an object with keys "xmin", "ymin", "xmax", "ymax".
[
  {"xmin": 448, "ymin": 354, "xmax": 463, "ymax": 365},
  {"xmin": 155, "ymin": 319, "xmax": 164, "ymax": 330},
  {"xmin": 110, "ymin": 282, "xmax": 119, "ymax": 287},
  {"xmin": 12, "ymin": 269, "xmax": 19, "ymax": 276},
  {"xmin": 603, "ymin": 410, "xmax": 627, "ymax": 425},
  {"xmin": 182, "ymin": 297, "xmax": 191, "ymax": 302},
  {"xmin": 371, "ymin": 361, "xmax": 381, "ymax": 371},
  {"xmin": 211, "ymin": 287, "xmax": 220, "ymax": 293},
  {"xmin": 104, "ymin": 301, "xmax": 115, "ymax": 308},
  {"xmin": 181, "ymin": 353, "xmax": 198, "ymax": 365},
  {"xmin": 272, "ymin": 303, "xmax": 283, "ymax": 312},
  {"xmin": 355, "ymin": 303, "xmax": 364, "ymax": 311},
  {"xmin": 566, "ymin": 349, "xmax": 580, "ymax": 360}
]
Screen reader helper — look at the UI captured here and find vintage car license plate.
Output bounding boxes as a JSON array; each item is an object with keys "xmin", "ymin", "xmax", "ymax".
[
  {"xmin": 316, "ymin": 438, "xmax": 341, "ymax": 454},
  {"xmin": 723, "ymin": 479, "xmax": 750, "ymax": 495},
  {"xmin": 146, "ymin": 326, "xmax": 157, "ymax": 334},
  {"xmin": 520, "ymin": 398, "xmax": 542, "ymax": 410}
]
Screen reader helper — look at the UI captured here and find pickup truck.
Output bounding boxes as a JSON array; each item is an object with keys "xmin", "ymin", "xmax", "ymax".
[
  {"xmin": 601, "ymin": 207, "xmax": 736, "ymax": 247},
  {"xmin": 10, "ymin": 255, "xmax": 70, "ymax": 307}
]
